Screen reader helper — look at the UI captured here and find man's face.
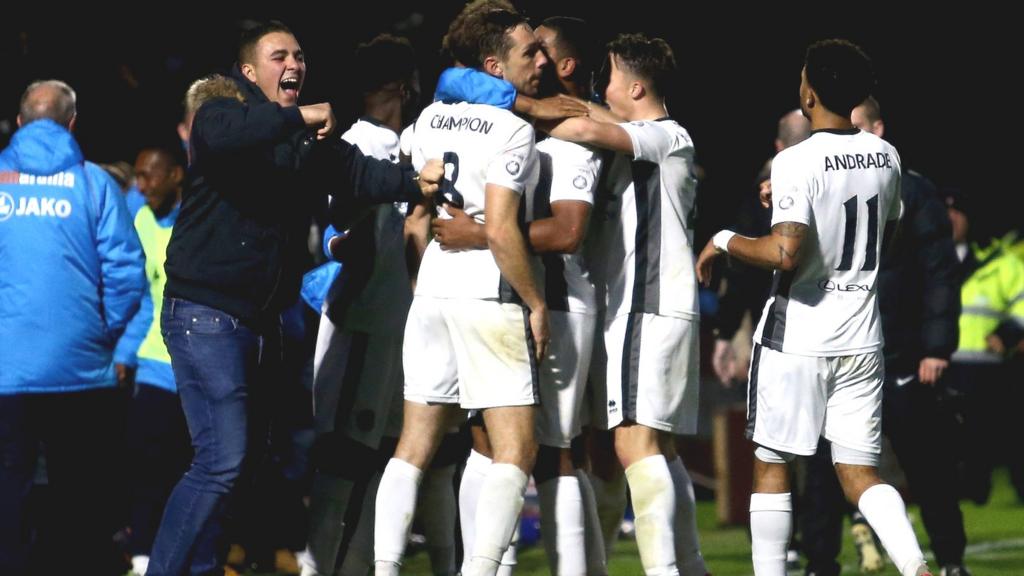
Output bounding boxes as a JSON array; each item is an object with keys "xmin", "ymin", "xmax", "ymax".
[
  {"xmin": 498, "ymin": 24, "xmax": 547, "ymax": 97},
  {"xmin": 134, "ymin": 151, "xmax": 180, "ymax": 213},
  {"xmin": 535, "ymin": 26, "xmax": 563, "ymax": 64},
  {"xmin": 244, "ymin": 31, "xmax": 305, "ymax": 106},
  {"xmin": 603, "ymin": 54, "xmax": 631, "ymax": 117},
  {"xmin": 850, "ymin": 105, "xmax": 883, "ymax": 137}
]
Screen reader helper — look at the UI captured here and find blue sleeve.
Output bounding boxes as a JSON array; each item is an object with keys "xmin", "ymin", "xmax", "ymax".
[
  {"xmin": 114, "ymin": 282, "xmax": 152, "ymax": 366},
  {"xmin": 433, "ymin": 67, "xmax": 517, "ymax": 109},
  {"xmin": 323, "ymin": 224, "xmax": 339, "ymax": 261},
  {"xmin": 92, "ymin": 167, "xmax": 145, "ymax": 340}
]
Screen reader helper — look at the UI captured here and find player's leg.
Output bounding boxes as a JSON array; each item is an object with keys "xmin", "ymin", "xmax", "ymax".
[{"xmin": 828, "ymin": 352, "xmax": 928, "ymax": 576}]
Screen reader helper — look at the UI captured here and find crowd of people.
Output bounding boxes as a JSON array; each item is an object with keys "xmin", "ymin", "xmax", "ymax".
[{"xmin": 2, "ymin": 5, "xmax": 1021, "ymax": 576}]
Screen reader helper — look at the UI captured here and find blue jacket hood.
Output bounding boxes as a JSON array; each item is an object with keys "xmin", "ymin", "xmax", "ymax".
[{"xmin": 1, "ymin": 119, "xmax": 84, "ymax": 174}]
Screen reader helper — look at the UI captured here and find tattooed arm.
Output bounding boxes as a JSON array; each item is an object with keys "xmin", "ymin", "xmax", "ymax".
[{"xmin": 697, "ymin": 222, "xmax": 808, "ymax": 285}]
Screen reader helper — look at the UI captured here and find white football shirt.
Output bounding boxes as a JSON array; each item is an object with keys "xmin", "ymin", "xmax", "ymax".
[
  {"xmin": 754, "ymin": 128, "xmax": 902, "ymax": 356},
  {"xmin": 534, "ymin": 137, "xmax": 602, "ymax": 314},
  {"xmin": 587, "ymin": 118, "xmax": 698, "ymax": 320},
  {"xmin": 411, "ymin": 100, "xmax": 539, "ymax": 300}
]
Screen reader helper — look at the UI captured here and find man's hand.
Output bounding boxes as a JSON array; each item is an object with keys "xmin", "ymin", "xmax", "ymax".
[
  {"xmin": 530, "ymin": 305, "xmax": 550, "ymax": 363},
  {"xmin": 525, "ymin": 94, "xmax": 589, "ymax": 120},
  {"xmin": 299, "ymin": 102, "xmax": 336, "ymax": 139},
  {"xmin": 712, "ymin": 339, "xmax": 738, "ymax": 387},
  {"xmin": 759, "ymin": 179, "xmax": 772, "ymax": 208},
  {"xmin": 432, "ymin": 206, "xmax": 486, "ymax": 251},
  {"xmin": 417, "ymin": 158, "xmax": 444, "ymax": 199},
  {"xmin": 115, "ymin": 363, "xmax": 135, "ymax": 390},
  {"xmin": 918, "ymin": 357, "xmax": 949, "ymax": 386},
  {"xmin": 696, "ymin": 238, "xmax": 724, "ymax": 286},
  {"xmin": 986, "ymin": 333, "xmax": 1006, "ymax": 355}
]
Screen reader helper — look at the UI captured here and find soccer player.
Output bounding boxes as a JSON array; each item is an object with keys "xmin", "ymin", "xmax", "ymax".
[
  {"xmin": 432, "ymin": 16, "xmax": 608, "ymax": 575},
  {"xmin": 696, "ymin": 39, "xmax": 933, "ymax": 576},
  {"xmin": 538, "ymin": 32, "xmax": 707, "ymax": 576},
  {"xmin": 372, "ymin": 6, "xmax": 549, "ymax": 576}
]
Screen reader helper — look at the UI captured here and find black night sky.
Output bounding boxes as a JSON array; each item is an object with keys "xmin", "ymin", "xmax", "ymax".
[{"xmin": 1, "ymin": 6, "xmax": 1015, "ymax": 242}]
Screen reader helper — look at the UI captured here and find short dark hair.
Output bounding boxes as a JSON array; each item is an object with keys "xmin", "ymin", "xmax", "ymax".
[
  {"xmin": 540, "ymin": 16, "xmax": 597, "ymax": 77},
  {"xmin": 804, "ymin": 39, "xmax": 874, "ymax": 118},
  {"xmin": 856, "ymin": 95, "xmax": 882, "ymax": 124},
  {"xmin": 444, "ymin": 3, "xmax": 526, "ymax": 68},
  {"xmin": 238, "ymin": 20, "xmax": 294, "ymax": 65},
  {"xmin": 354, "ymin": 34, "xmax": 417, "ymax": 93},
  {"xmin": 607, "ymin": 33, "xmax": 676, "ymax": 98}
]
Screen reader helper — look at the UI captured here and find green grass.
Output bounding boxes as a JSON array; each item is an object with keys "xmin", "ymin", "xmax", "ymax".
[{"xmin": 400, "ymin": 468, "xmax": 1023, "ymax": 575}]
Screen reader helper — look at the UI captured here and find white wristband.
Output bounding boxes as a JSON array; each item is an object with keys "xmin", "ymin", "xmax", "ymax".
[{"xmin": 713, "ymin": 230, "xmax": 736, "ymax": 253}]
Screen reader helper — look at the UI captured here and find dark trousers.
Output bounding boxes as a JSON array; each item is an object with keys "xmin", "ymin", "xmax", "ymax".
[
  {"xmin": 147, "ymin": 298, "xmax": 280, "ymax": 576},
  {"xmin": 127, "ymin": 382, "xmax": 192, "ymax": 557},
  {"xmin": 802, "ymin": 373, "xmax": 967, "ymax": 574},
  {"xmin": 0, "ymin": 388, "xmax": 127, "ymax": 576}
]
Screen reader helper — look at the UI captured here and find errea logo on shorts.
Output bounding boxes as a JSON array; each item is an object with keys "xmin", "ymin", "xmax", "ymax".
[{"xmin": 0, "ymin": 191, "xmax": 73, "ymax": 222}]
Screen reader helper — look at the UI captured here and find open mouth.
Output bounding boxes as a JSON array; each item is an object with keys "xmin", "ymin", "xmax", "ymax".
[{"xmin": 280, "ymin": 77, "xmax": 301, "ymax": 98}]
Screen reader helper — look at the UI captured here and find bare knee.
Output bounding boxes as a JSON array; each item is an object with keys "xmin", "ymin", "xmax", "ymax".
[{"xmin": 835, "ymin": 463, "xmax": 882, "ymax": 504}]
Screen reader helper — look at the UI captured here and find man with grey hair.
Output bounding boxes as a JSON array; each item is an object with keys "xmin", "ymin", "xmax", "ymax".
[{"xmin": 0, "ymin": 79, "xmax": 145, "ymax": 575}]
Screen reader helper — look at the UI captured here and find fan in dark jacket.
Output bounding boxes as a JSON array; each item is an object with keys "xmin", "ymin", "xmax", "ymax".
[{"xmin": 148, "ymin": 21, "xmax": 441, "ymax": 576}]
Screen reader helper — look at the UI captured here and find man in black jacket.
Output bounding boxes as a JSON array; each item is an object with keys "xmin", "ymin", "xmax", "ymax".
[
  {"xmin": 148, "ymin": 21, "xmax": 441, "ymax": 576},
  {"xmin": 801, "ymin": 96, "xmax": 968, "ymax": 576}
]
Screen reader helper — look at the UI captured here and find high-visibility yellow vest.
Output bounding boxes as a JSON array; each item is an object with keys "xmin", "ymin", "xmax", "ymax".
[
  {"xmin": 134, "ymin": 206, "xmax": 173, "ymax": 364},
  {"xmin": 953, "ymin": 240, "xmax": 1024, "ymax": 363}
]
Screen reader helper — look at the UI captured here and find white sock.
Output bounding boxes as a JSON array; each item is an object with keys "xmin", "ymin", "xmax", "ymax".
[
  {"xmin": 459, "ymin": 450, "xmax": 492, "ymax": 574},
  {"xmin": 666, "ymin": 457, "xmax": 708, "ymax": 576},
  {"xmin": 303, "ymin": 472, "xmax": 355, "ymax": 576},
  {"xmin": 749, "ymin": 492, "xmax": 791, "ymax": 576},
  {"xmin": 337, "ymin": 471, "xmax": 381, "ymax": 576},
  {"xmin": 576, "ymin": 470, "xmax": 608, "ymax": 576},
  {"xmin": 373, "ymin": 459, "xmax": 423, "ymax": 567},
  {"xmin": 131, "ymin": 555, "xmax": 149, "ymax": 576},
  {"xmin": 500, "ymin": 522, "xmax": 519, "ymax": 569},
  {"xmin": 418, "ymin": 464, "xmax": 457, "ymax": 576},
  {"xmin": 857, "ymin": 484, "xmax": 926, "ymax": 576},
  {"xmin": 467, "ymin": 462, "xmax": 528, "ymax": 573},
  {"xmin": 538, "ymin": 476, "xmax": 587, "ymax": 576},
  {"xmin": 587, "ymin": 470, "xmax": 627, "ymax": 560},
  {"xmin": 625, "ymin": 455, "xmax": 679, "ymax": 576}
]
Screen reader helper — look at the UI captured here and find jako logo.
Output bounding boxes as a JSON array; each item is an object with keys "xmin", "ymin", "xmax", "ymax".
[
  {"xmin": 0, "ymin": 192, "xmax": 14, "ymax": 222},
  {"xmin": 0, "ymin": 192, "xmax": 72, "ymax": 222}
]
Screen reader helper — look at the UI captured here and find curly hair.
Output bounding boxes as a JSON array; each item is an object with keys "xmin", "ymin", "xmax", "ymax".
[{"xmin": 804, "ymin": 39, "xmax": 874, "ymax": 118}]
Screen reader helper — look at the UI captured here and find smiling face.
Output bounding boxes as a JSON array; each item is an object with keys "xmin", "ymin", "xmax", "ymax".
[{"xmin": 241, "ymin": 31, "xmax": 305, "ymax": 106}]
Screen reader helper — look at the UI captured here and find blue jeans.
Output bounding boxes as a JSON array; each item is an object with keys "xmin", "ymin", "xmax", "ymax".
[{"xmin": 147, "ymin": 298, "xmax": 280, "ymax": 576}]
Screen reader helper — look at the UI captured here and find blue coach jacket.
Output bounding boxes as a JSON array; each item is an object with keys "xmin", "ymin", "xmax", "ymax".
[{"xmin": 0, "ymin": 119, "xmax": 144, "ymax": 394}]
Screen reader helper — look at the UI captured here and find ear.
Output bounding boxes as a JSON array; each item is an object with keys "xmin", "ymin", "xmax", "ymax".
[
  {"xmin": 170, "ymin": 165, "xmax": 185, "ymax": 186},
  {"xmin": 241, "ymin": 62, "xmax": 257, "ymax": 82},
  {"xmin": 559, "ymin": 57, "xmax": 577, "ymax": 79},
  {"xmin": 629, "ymin": 80, "xmax": 645, "ymax": 101},
  {"xmin": 804, "ymin": 88, "xmax": 816, "ymax": 111},
  {"xmin": 67, "ymin": 114, "xmax": 77, "ymax": 132},
  {"xmin": 483, "ymin": 55, "xmax": 503, "ymax": 78},
  {"xmin": 871, "ymin": 119, "xmax": 885, "ymax": 138},
  {"xmin": 16, "ymin": 114, "xmax": 22, "ymax": 128}
]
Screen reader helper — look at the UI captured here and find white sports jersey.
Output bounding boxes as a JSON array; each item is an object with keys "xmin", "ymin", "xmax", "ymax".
[
  {"xmin": 535, "ymin": 137, "xmax": 602, "ymax": 314},
  {"xmin": 336, "ymin": 118, "xmax": 412, "ymax": 334},
  {"xmin": 411, "ymin": 100, "xmax": 539, "ymax": 300},
  {"xmin": 587, "ymin": 118, "xmax": 698, "ymax": 320},
  {"xmin": 754, "ymin": 129, "xmax": 902, "ymax": 356}
]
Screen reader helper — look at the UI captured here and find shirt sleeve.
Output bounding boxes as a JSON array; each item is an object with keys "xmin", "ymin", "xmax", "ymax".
[
  {"xmin": 547, "ymin": 143, "xmax": 601, "ymax": 205},
  {"xmin": 485, "ymin": 122, "xmax": 536, "ymax": 194},
  {"xmin": 769, "ymin": 151, "xmax": 813, "ymax": 227},
  {"xmin": 619, "ymin": 121, "xmax": 676, "ymax": 162}
]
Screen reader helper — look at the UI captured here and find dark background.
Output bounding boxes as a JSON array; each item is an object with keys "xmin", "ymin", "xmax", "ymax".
[{"xmin": 1, "ymin": 6, "xmax": 1014, "ymax": 240}]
